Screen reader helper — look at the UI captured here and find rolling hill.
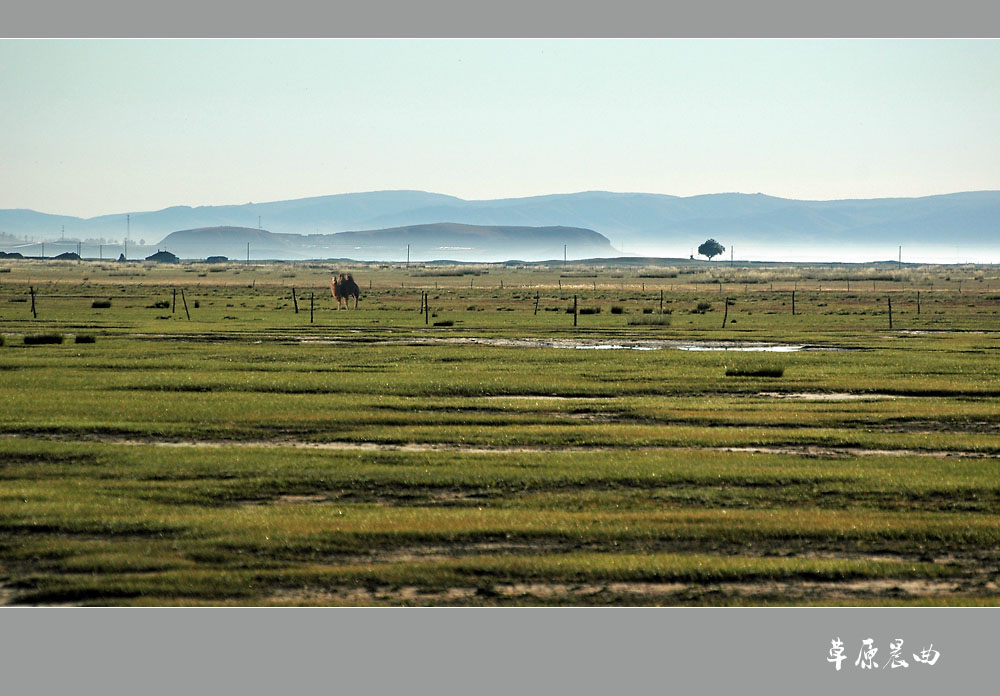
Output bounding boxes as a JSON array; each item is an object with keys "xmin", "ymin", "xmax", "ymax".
[{"xmin": 157, "ymin": 223, "xmax": 615, "ymax": 261}]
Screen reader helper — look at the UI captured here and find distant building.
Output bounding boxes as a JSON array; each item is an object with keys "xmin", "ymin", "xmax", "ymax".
[{"xmin": 145, "ymin": 250, "xmax": 180, "ymax": 264}]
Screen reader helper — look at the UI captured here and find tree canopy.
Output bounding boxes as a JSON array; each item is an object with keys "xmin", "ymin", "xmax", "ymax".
[{"xmin": 698, "ymin": 239, "xmax": 725, "ymax": 260}]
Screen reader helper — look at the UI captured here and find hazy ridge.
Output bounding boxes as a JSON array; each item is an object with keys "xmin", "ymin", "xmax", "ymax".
[{"xmin": 2, "ymin": 189, "xmax": 999, "ymax": 262}]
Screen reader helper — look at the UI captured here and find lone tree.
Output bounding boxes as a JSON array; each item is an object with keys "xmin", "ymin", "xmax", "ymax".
[{"xmin": 698, "ymin": 239, "xmax": 725, "ymax": 261}]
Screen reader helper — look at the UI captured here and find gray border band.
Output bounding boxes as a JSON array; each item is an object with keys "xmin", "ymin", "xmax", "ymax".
[{"xmin": 2, "ymin": 1, "xmax": 999, "ymax": 37}]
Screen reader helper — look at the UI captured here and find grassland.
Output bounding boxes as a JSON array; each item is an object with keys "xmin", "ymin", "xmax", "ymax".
[{"xmin": 1, "ymin": 257, "xmax": 999, "ymax": 605}]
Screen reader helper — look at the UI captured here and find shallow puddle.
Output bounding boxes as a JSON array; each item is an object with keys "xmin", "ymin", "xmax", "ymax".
[
  {"xmin": 676, "ymin": 344, "xmax": 804, "ymax": 352},
  {"xmin": 757, "ymin": 392, "xmax": 905, "ymax": 401},
  {"xmin": 424, "ymin": 337, "xmax": 855, "ymax": 352}
]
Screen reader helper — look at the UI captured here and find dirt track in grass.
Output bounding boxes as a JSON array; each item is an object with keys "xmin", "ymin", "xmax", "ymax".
[{"xmin": 1, "ymin": 431, "xmax": 992, "ymax": 459}]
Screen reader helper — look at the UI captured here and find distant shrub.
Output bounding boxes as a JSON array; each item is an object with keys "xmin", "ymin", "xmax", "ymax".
[
  {"xmin": 0, "ymin": 268, "xmax": 11, "ymax": 273},
  {"xmin": 569, "ymin": 307, "xmax": 601, "ymax": 315},
  {"xmin": 725, "ymin": 366, "xmax": 784, "ymax": 378},
  {"xmin": 413, "ymin": 270, "xmax": 480, "ymax": 277},
  {"xmin": 0, "ymin": 335, "xmax": 5, "ymax": 347},
  {"xmin": 150, "ymin": 300, "xmax": 170, "ymax": 309},
  {"xmin": 74, "ymin": 334, "xmax": 96, "ymax": 344},
  {"xmin": 433, "ymin": 320, "xmax": 454, "ymax": 327},
  {"xmin": 627, "ymin": 316, "xmax": 671, "ymax": 326},
  {"xmin": 91, "ymin": 299, "xmax": 112, "ymax": 308},
  {"xmin": 642, "ymin": 308, "xmax": 654, "ymax": 314},
  {"xmin": 610, "ymin": 306, "xmax": 625, "ymax": 314},
  {"xmin": 193, "ymin": 300, "xmax": 200, "ymax": 308},
  {"xmin": 696, "ymin": 301, "xmax": 712, "ymax": 313},
  {"xmin": 24, "ymin": 333, "xmax": 63, "ymax": 345}
]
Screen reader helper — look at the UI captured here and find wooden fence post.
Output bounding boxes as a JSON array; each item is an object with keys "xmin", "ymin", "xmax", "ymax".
[
  {"xmin": 181, "ymin": 289, "xmax": 191, "ymax": 320},
  {"xmin": 791, "ymin": 290, "xmax": 796, "ymax": 316},
  {"xmin": 573, "ymin": 295, "xmax": 578, "ymax": 327},
  {"xmin": 917, "ymin": 290, "xmax": 920, "ymax": 314},
  {"xmin": 722, "ymin": 297, "xmax": 729, "ymax": 328},
  {"xmin": 888, "ymin": 296, "xmax": 893, "ymax": 329},
  {"xmin": 172, "ymin": 288, "xmax": 177, "ymax": 314},
  {"xmin": 424, "ymin": 293, "xmax": 429, "ymax": 325},
  {"xmin": 310, "ymin": 293, "xmax": 314, "ymax": 324},
  {"xmin": 534, "ymin": 292, "xmax": 539, "ymax": 316},
  {"xmin": 292, "ymin": 288, "xmax": 298, "ymax": 313},
  {"xmin": 29, "ymin": 286, "xmax": 37, "ymax": 318}
]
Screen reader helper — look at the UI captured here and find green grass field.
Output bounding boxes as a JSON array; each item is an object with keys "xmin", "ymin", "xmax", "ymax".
[{"xmin": 1, "ymin": 258, "xmax": 999, "ymax": 605}]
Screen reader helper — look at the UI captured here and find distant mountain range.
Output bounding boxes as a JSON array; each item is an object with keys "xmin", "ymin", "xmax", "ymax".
[{"xmin": 1, "ymin": 189, "xmax": 998, "ymax": 261}]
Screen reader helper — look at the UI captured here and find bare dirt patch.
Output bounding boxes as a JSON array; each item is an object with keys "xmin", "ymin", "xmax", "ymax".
[
  {"xmin": 0, "ymin": 586, "xmax": 15, "ymax": 607},
  {"xmin": 2, "ymin": 432, "xmax": 993, "ymax": 459},
  {"xmin": 483, "ymin": 395, "xmax": 609, "ymax": 401},
  {"xmin": 273, "ymin": 494, "xmax": 329, "ymax": 505},
  {"xmin": 714, "ymin": 445, "xmax": 992, "ymax": 459},
  {"xmin": 266, "ymin": 578, "xmax": 965, "ymax": 605}
]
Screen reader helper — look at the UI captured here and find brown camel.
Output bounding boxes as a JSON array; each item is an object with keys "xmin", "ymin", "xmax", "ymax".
[{"xmin": 331, "ymin": 273, "xmax": 361, "ymax": 309}]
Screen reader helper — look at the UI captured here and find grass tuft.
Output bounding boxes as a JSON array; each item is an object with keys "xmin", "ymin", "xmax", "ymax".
[
  {"xmin": 725, "ymin": 366, "xmax": 784, "ymax": 377},
  {"xmin": 24, "ymin": 333, "xmax": 64, "ymax": 345},
  {"xmin": 627, "ymin": 315, "xmax": 671, "ymax": 326}
]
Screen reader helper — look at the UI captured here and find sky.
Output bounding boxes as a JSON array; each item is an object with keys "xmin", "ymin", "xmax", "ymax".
[{"xmin": 1, "ymin": 38, "xmax": 999, "ymax": 218}]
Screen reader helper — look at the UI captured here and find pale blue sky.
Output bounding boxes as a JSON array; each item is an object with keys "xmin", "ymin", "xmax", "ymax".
[{"xmin": 2, "ymin": 39, "xmax": 999, "ymax": 217}]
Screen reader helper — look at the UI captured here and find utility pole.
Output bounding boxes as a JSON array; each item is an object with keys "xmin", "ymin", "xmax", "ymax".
[
  {"xmin": 564, "ymin": 245, "xmax": 567, "ymax": 263},
  {"xmin": 406, "ymin": 244, "xmax": 410, "ymax": 268},
  {"xmin": 247, "ymin": 243, "xmax": 250, "ymax": 266},
  {"xmin": 258, "ymin": 215, "xmax": 262, "ymax": 230},
  {"xmin": 898, "ymin": 246, "xmax": 902, "ymax": 270}
]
